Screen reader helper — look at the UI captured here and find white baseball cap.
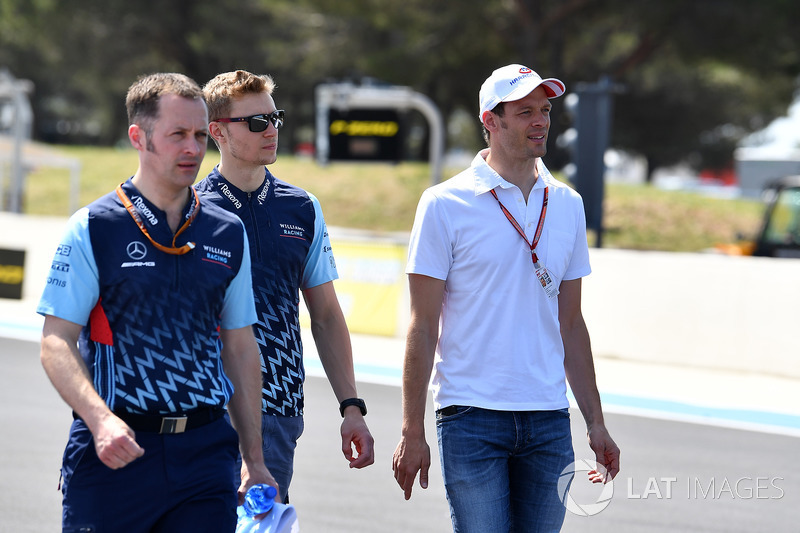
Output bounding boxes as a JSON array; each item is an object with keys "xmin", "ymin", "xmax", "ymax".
[{"xmin": 479, "ymin": 64, "xmax": 565, "ymax": 123}]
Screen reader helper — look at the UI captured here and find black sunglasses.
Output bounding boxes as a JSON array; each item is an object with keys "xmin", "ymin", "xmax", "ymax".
[{"xmin": 217, "ymin": 110, "xmax": 285, "ymax": 132}]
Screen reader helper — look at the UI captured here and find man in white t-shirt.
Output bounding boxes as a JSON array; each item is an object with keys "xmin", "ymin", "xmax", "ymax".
[{"xmin": 392, "ymin": 64, "xmax": 620, "ymax": 532}]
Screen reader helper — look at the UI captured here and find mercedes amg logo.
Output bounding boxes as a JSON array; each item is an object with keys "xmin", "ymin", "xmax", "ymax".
[{"xmin": 127, "ymin": 241, "xmax": 147, "ymax": 260}]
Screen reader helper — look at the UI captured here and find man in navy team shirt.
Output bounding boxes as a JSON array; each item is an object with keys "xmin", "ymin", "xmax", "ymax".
[
  {"xmin": 38, "ymin": 72, "xmax": 271, "ymax": 532},
  {"xmin": 196, "ymin": 70, "xmax": 374, "ymax": 503}
]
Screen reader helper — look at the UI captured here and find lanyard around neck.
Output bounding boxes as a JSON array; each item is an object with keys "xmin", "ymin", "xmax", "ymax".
[
  {"xmin": 115, "ymin": 184, "xmax": 199, "ymax": 255},
  {"xmin": 489, "ymin": 186, "xmax": 549, "ymax": 266}
]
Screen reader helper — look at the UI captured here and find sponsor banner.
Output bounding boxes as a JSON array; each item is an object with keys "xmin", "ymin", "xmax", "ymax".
[
  {"xmin": 0, "ymin": 248, "xmax": 25, "ymax": 300},
  {"xmin": 300, "ymin": 240, "xmax": 406, "ymax": 336},
  {"xmin": 328, "ymin": 108, "xmax": 403, "ymax": 162}
]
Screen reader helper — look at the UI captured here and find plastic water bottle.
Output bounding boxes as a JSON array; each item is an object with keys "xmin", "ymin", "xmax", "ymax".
[
  {"xmin": 236, "ymin": 486, "xmax": 299, "ymax": 533},
  {"xmin": 242, "ymin": 484, "xmax": 278, "ymax": 516}
]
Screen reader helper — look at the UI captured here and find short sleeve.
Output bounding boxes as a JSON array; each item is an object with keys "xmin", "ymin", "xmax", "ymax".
[
  {"xmin": 405, "ymin": 189, "xmax": 452, "ymax": 281},
  {"xmin": 36, "ymin": 208, "xmax": 100, "ymax": 326},
  {"xmin": 300, "ymin": 192, "xmax": 338, "ymax": 289},
  {"xmin": 562, "ymin": 194, "xmax": 591, "ymax": 281},
  {"xmin": 219, "ymin": 220, "xmax": 258, "ymax": 330}
]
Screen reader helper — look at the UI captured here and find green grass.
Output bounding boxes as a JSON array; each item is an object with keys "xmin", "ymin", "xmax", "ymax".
[{"xmin": 19, "ymin": 144, "xmax": 764, "ymax": 252}]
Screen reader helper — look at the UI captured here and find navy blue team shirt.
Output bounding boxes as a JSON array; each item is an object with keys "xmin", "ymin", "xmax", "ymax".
[
  {"xmin": 37, "ymin": 178, "xmax": 257, "ymax": 415},
  {"xmin": 195, "ymin": 166, "xmax": 338, "ymax": 417}
]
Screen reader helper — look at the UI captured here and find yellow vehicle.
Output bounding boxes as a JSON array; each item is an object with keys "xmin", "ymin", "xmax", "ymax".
[{"xmin": 717, "ymin": 175, "xmax": 800, "ymax": 258}]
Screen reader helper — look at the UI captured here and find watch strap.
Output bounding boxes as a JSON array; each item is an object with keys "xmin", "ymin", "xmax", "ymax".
[{"xmin": 339, "ymin": 397, "xmax": 367, "ymax": 417}]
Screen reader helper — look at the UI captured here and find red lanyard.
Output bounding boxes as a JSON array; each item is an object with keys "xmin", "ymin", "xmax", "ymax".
[
  {"xmin": 490, "ymin": 186, "xmax": 548, "ymax": 266},
  {"xmin": 115, "ymin": 184, "xmax": 199, "ymax": 255}
]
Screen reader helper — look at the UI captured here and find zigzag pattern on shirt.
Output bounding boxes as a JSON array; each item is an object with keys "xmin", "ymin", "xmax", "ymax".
[
  {"xmin": 102, "ymin": 285, "xmax": 232, "ymax": 415},
  {"xmin": 251, "ymin": 275, "xmax": 306, "ymax": 416}
]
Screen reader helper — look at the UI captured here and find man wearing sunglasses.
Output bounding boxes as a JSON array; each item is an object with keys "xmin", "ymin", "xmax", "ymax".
[
  {"xmin": 196, "ymin": 70, "xmax": 375, "ymax": 504},
  {"xmin": 37, "ymin": 72, "xmax": 271, "ymax": 532}
]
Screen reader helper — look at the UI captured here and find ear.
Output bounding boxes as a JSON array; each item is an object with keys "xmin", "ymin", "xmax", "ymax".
[
  {"xmin": 128, "ymin": 124, "xmax": 146, "ymax": 151},
  {"xmin": 208, "ymin": 121, "xmax": 226, "ymax": 146},
  {"xmin": 482, "ymin": 111, "xmax": 499, "ymax": 133}
]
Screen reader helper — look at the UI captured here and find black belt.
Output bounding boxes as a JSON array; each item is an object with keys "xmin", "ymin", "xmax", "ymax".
[{"xmin": 73, "ymin": 407, "xmax": 225, "ymax": 434}]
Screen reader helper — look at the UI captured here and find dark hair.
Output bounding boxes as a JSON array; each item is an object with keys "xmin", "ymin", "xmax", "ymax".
[
  {"xmin": 125, "ymin": 73, "xmax": 203, "ymax": 130},
  {"xmin": 481, "ymin": 102, "xmax": 505, "ymax": 146}
]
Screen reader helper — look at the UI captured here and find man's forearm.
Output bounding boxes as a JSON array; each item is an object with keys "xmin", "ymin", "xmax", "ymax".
[
  {"xmin": 562, "ymin": 318, "xmax": 606, "ymax": 430},
  {"xmin": 41, "ymin": 318, "xmax": 112, "ymax": 431},
  {"xmin": 220, "ymin": 328, "xmax": 264, "ymax": 463},
  {"xmin": 400, "ymin": 326, "xmax": 437, "ymax": 437},
  {"xmin": 312, "ymin": 312, "xmax": 358, "ymax": 402}
]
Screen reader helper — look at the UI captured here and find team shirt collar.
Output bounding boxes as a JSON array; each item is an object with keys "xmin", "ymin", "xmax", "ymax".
[
  {"xmin": 208, "ymin": 165, "xmax": 272, "ymax": 210},
  {"xmin": 119, "ymin": 178, "xmax": 198, "ymax": 230}
]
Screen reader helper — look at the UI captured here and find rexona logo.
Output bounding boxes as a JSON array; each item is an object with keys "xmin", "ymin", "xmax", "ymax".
[
  {"xmin": 256, "ymin": 181, "xmax": 270, "ymax": 204},
  {"xmin": 558, "ymin": 459, "xmax": 614, "ymax": 517},
  {"xmin": 218, "ymin": 183, "xmax": 242, "ymax": 209},
  {"xmin": 131, "ymin": 195, "xmax": 158, "ymax": 225}
]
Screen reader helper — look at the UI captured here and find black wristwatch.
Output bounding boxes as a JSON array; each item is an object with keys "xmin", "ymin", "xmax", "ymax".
[{"xmin": 339, "ymin": 397, "xmax": 367, "ymax": 417}]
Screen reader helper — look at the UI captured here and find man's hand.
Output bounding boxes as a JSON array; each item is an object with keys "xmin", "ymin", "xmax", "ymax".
[
  {"xmin": 587, "ymin": 425, "xmax": 620, "ymax": 483},
  {"xmin": 238, "ymin": 461, "xmax": 280, "ymax": 505},
  {"xmin": 92, "ymin": 414, "xmax": 145, "ymax": 470},
  {"xmin": 341, "ymin": 411, "xmax": 375, "ymax": 468},
  {"xmin": 392, "ymin": 435, "xmax": 431, "ymax": 500}
]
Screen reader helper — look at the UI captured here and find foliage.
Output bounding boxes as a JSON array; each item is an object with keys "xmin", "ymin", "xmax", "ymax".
[
  {"xmin": 22, "ymin": 145, "xmax": 763, "ymax": 253},
  {"xmin": 1, "ymin": 0, "xmax": 798, "ymax": 175}
]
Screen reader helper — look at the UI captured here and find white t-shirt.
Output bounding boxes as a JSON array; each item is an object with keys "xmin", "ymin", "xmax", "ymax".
[{"xmin": 406, "ymin": 150, "xmax": 591, "ymax": 411}]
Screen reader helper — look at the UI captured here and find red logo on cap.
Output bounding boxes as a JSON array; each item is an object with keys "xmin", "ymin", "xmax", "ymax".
[{"xmin": 519, "ymin": 67, "xmax": 532, "ymax": 74}]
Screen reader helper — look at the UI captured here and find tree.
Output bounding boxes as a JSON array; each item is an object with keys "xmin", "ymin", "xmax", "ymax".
[
  {"xmin": 1, "ymin": 0, "xmax": 798, "ymax": 177},
  {"xmin": 508, "ymin": 0, "xmax": 800, "ymax": 176}
]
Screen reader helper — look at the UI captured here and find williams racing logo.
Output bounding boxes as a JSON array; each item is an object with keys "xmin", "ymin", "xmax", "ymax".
[
  {"xmin": 280, "ymin": 223, "xmax": 307, "ymax": 241},
  {"xmin": 202, "ymin": 245, "xmax": 232, "ymax": 269},
  {"xmin": 121, "ymin": 241, "xmax": 155, "ymax": 268}
]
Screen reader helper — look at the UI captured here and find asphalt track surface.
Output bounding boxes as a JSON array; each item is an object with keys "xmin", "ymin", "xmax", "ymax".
[{"xmin": 2, "ymin": 336, "xmax": 799, "ymax": 532}]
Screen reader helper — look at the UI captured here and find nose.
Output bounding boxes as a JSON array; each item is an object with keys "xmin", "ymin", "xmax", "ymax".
[
  {"xmin": 531, "ymin": 110, "xmax": 549, "ymax": 127},
  {"xmin": 263, "ymin": 121, "xmax": 279, "ymax": 136},
  {"xmin": 185, "ymin": 134, "xmax": 206, "ymax": 156}
]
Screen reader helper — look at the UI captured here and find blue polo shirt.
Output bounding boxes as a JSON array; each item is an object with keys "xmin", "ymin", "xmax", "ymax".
[
  {"xmin": 195, "ymin": 166, "xmax": 337, "ymax": 416},
  {"xmin": 37, "ymin": 178, "xmax": 257, "ymax": 415}
]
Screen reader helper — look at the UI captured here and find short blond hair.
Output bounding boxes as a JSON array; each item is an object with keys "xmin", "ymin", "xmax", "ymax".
[{"xmin": 203, "ymin": 70, "xmax": 276, "ymax": 122}]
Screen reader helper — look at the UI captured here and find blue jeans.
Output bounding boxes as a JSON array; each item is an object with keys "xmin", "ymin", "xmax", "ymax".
[
  {"xmin": 230, "ymin": 413, "xmax": 304, "ymax": 504},
  {"xmin": 436, "ymin": 407, "xmax": 574, "ymax": 533}
]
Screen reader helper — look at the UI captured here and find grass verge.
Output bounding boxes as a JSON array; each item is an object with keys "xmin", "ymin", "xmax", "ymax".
[{"xmin": 19, "ymin": 144, "xmax": 763, "ymax": 252}]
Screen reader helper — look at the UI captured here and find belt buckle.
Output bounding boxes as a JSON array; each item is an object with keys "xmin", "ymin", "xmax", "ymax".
[{"xmin": 159, "ymin": 416, "xmax": 188, "ymax": 434}]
